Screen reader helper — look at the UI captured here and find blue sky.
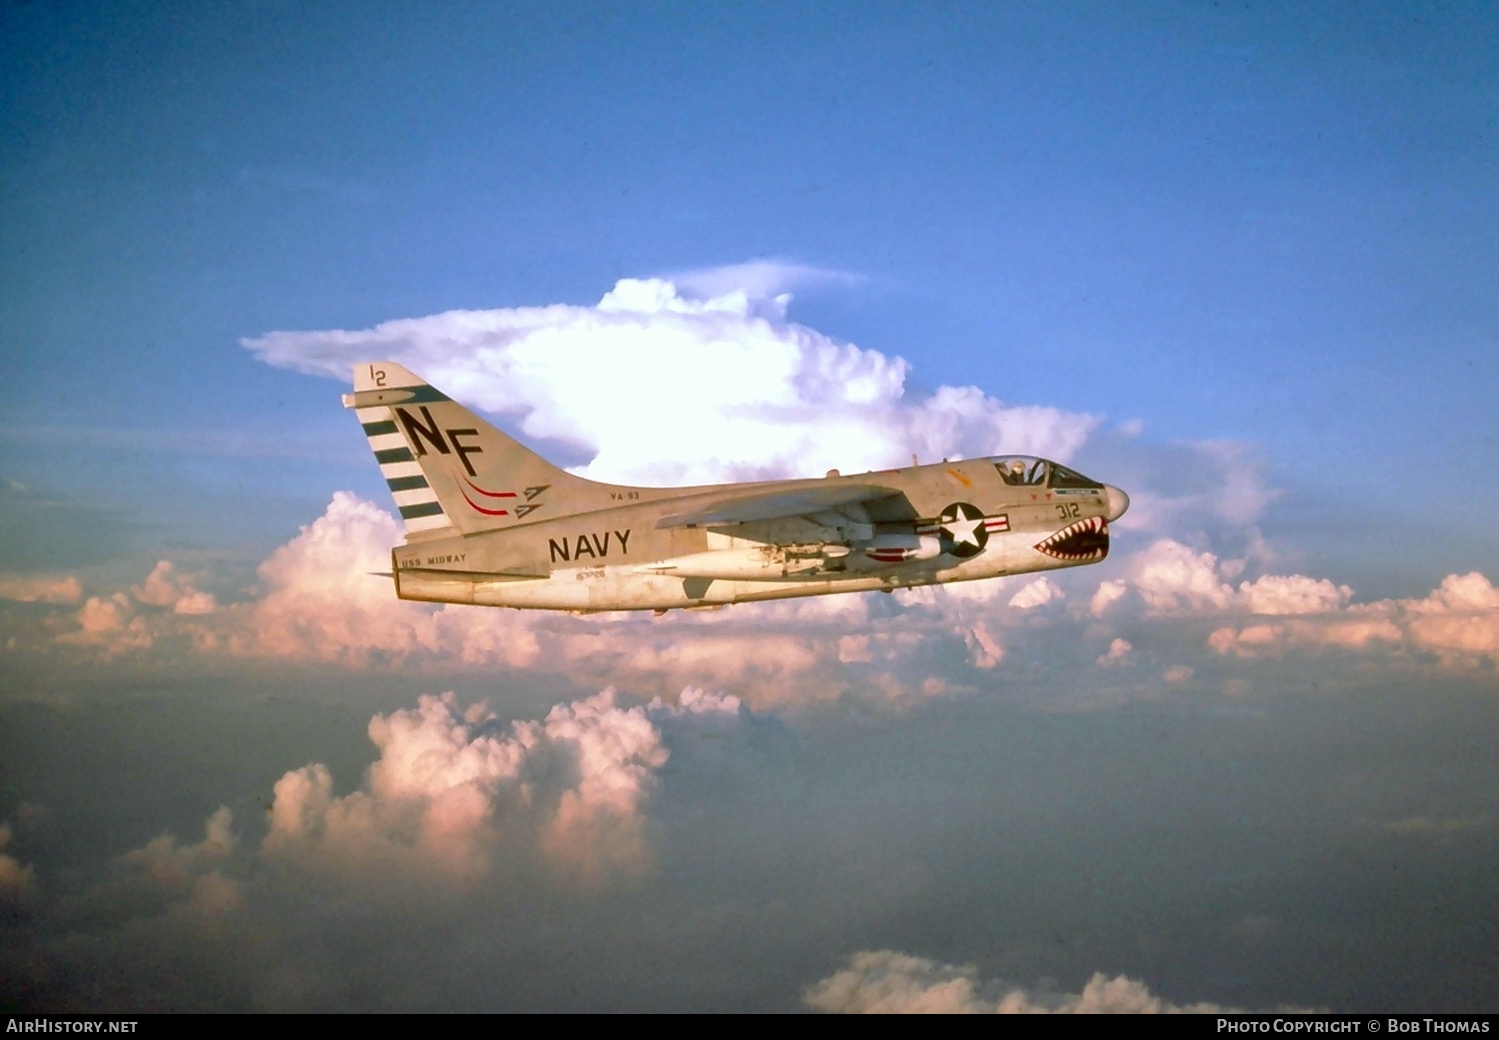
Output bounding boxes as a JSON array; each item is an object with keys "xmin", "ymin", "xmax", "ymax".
[
  {"xmin": 6, "ymin": 1, "xmax": 1495, "ymax": 591},
  {"xmin": 2, "ymin": 0, "xmax": 1497, "ymax": 1013}
]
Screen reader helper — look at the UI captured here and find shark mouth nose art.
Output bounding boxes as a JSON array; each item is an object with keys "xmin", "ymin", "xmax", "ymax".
[{"xmin": 1035, "ymin": 515, "xmax": 1109, "ymax": 561}]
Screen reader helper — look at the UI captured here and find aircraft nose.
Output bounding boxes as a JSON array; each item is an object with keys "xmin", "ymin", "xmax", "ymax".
[{"xmin": 1104, "ymin": 484, "xmax": 1130, "ymax": 522}]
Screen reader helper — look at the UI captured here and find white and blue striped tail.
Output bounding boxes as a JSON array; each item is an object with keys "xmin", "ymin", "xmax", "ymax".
[{"xmin": 352, "ymin": 408, "xmax": 452, "ymax": 534}]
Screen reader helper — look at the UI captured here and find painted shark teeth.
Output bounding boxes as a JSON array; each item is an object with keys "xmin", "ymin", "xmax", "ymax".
[{"xmin": 1034, "ymin": 515, "xmax": 1109, "ymax": 561}]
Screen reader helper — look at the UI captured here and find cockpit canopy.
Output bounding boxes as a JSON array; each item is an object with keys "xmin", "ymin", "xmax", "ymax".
[{"xmin": 991, "ymin": 456, "xmax": 1102, "ymax": 490}]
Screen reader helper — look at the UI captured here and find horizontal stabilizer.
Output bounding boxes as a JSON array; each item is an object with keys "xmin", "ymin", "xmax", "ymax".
[{"xmin": 656, "ymin": 483, "xmax": 900, "ymax": 529}]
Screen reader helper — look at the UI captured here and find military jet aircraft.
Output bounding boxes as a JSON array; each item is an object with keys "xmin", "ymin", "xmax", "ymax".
[{"xmin": 343, "ymin": 362, "xmax": 1129, "ymax": 612}]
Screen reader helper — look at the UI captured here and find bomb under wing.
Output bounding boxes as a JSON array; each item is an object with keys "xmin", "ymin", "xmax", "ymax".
[{"xmin": 342, "ymin": 362, "xmax": 1129, "ymax": 612}]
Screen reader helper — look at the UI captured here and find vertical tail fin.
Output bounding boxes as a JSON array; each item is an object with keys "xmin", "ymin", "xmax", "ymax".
[{"xmin": 342, "ymin": 361, "xmax": 607, "ymax": 537}]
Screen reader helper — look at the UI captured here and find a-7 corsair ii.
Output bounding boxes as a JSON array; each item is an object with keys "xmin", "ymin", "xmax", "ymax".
[{"xmin": 343, "ymin": 362, "xmax": 1129, "ymax": 612}]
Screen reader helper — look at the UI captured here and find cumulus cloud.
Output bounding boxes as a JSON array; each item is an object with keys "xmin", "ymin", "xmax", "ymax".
[
  {"xmin": 57, "ymin": 592, "xmax": 156, "ymax": 655},
  {"xmin": 263, "ymin": 686, "xmax": 752, "ymax": 887},
  {"xmin": 117, "ymin": 808, "xmax": 244, "ymax": 920},
  {"xmin": 1128, "ymin": 539, "xmax": 1236, "ymax": 614},
  {"xmin": 1078, "ymin": 538, "xmax": 1499, "ymax": 667},
  {"xmin": 240, "ymin": 491, "xmax": 475, "ymax": 667},
  {"xmin": 1238, "ymin": 573, "xmax": 1352, "ymax": 616},
  {"xmin": 1209, "ymin": 572, "xmax": 1499, "ymax": 663},
  {"xmin": 804, "ymin": 949, "xmax": 1292, "ymax": 1013},
  {"xmin": 0, "ymin": 575, "xmax": 83, "ymax": 605},
  {"xmin": 1405, "ymin": 573, "xmax": 1499, "ymax": 655},
  {"xmin": 1090, "ymin": 579, "xmax": 1128, "ymax": 616},
  {"xmin": 132, "ymin": 562, "xmax": 217, "ymax": 615},
  {"xmin": 243, "ymin": 276, "xmax": 1098, "ymax": 484},
  {"xmin": 1096, "ymin": 637, "xmax": 1132, "ymax": 666},
  {"xmin": 30, "ymin": 803, "xmax": 249, "ymax": 981},
  {"xmin": 1008, "ymin": 576, "xmax": 1062, "ymax": 610},
  {"xmin": 126, "ymin": 807, "xmax": 237, "ymax": 883},
  {"xmin": 49, "ymin": 561, "xmax": 218, "ymax": 657}
]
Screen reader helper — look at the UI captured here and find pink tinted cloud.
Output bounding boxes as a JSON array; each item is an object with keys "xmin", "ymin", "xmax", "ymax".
[{"xmin": 803, "ymin": 949, "xmax": 1311, "ymax": 1013}]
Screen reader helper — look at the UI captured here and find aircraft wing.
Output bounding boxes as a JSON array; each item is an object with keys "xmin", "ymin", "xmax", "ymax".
[{"xmin": 655, "ymin": 483, "xmax": 902, "ymax": 529}]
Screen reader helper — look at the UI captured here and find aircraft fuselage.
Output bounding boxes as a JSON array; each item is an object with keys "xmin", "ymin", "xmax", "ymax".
[
  {"xmin": 389, "ymin": 457, "xmax": 1120, "ymax": 612},
  {"xmin": 341, "ymin": 361, "xmax": 1127, "ymax": 613}
]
